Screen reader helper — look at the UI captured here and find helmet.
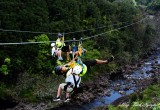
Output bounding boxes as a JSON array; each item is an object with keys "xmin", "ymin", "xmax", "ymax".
[
  {"xmin": 73, "ymin": 66, "xmax": 82, "ymax": 75},
  {"xmin": 58, "ymin": 33, "xmax": 62, "ymax": 38},
  {"xmin": 51, "ymin": 43, "xmax": 55, "ymax": 47},
  {"xmin": 54, "ymin": 66, "xmax": 62, "ymax": 75}
]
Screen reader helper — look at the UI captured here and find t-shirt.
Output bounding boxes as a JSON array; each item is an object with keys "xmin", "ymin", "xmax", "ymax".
[{"xmin": 65, "ymin": 74, "xmax": 81, "ymax": 88}]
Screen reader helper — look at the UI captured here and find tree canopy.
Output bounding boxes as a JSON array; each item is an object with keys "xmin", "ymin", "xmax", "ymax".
[{"xmin": 0, "ymin": 0, "xmax": 159, "ymax": 83}]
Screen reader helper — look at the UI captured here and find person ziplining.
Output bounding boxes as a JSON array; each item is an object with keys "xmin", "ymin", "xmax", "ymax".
[
  {"xmin": 51, "ymin": 33, "xmax": 64, "ymax": 60},
  {"xmin": 53, "ymin": 65, "xmax": 82, "ymax": 102}
]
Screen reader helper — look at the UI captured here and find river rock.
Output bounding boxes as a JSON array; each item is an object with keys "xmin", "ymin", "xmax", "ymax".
[
  {"xmin": 119, "ymin": 91, "xmax": 126, "ymax": 95},
  {"xmin": 113, "ymin": 86, "xmax": 121, "ymax": 91},
  {"xmin": 123, "ymin": 85, "xmax": 131, "ymax": 91}
]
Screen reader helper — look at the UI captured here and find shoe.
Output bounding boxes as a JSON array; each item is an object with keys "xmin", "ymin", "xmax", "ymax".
[
  {"xmin": 58, "ymin": 57, "xmax": 63, "ymax": 60},
  {"xmin": 107, "ymin": 56, "xmax": 114, "ymax": 62},
  {"xmin": 64, "ymin": 97, "xmax": 71, "ymax": 102},
  {"xmin": 53, "ymin": 97, "xmax": 61, "ymax": 101}
]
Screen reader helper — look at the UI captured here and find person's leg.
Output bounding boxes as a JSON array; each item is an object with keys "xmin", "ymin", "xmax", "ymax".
[
  {"xmin": 57, "ymin": 50, "xmax": 63, "ymax": 60},
  {"xmin": 74, "ymin": 51, "xmax": 79, "ymax": 59},
  {"xmin": 84, "ymin": 56, "xmax": 114, "ymax": 67},
  {"xmin": 64, "ymin": 92, "xmax": 71, "ymax": 102},
  {"xmin": 65, "ymin": 92, "xmax": 69, "ymax": 98},
  {"xmin": 66, "ymin": 52, "xmax": 70, "ymax": 61},
  {"xmin": 56, "ymin": 84, "xmax": 62, "ymax": 97},
  {"xmin": 96, "ymin": 56, "xmax": 114, "ymax": 64},
  {"xmin": 62, "ymin": 46, "xmax": 70, "ymax": 61},
  {"xmin": 95, "ymin": 59, "xmax": 108, "ymax": 64},
  {"xmin": 83, "ymin": 60, "xmax": 97, "ymax": 70},
  {"xmin": 59, "ymin": 50, "xmax": 62, "ymax": 57},
  {"xmin": 69, "ymin": 51, "xmax": 73, "ymax": 60},
  {"xmin": 53, "ymin": 84, "xmax": 62, "ymax": 101}
]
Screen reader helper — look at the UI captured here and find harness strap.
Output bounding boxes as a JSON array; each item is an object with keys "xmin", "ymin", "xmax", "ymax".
[{"xmin": 73, "ymin": 75, "xmax": 80, "ymax": 89}]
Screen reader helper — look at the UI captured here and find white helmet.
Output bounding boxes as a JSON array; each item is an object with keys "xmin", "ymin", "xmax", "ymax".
[
  {"xmin": 73, "ymin": 66, "xmax": 82, "ymax": 75},
  {"xmin": 51, "ymin": 43, "xmax": 55, "ymax": 47}
]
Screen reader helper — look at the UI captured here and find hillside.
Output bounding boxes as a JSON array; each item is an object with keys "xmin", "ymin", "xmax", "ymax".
[{"xmin": 0, "ymin": 0, "xmax": 160, "ymax": 109}]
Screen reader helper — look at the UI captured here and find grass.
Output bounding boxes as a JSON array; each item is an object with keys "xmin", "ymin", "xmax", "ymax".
[
  {"xmin": 0, "ymin": 72, "xmax": 65, "ymax": 103},
  {"xmin": 107, "ymin": 81, "xmax": 160, "ymax": 110}
]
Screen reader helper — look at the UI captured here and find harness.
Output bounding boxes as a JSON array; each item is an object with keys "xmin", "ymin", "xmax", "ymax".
[
  {"xmin": 64, "ymin": 74, "xmax": 81, "ymax": 92},
  {"xmin": 72, "ymin": 75, "xmax": 80, "ymax": 90}
]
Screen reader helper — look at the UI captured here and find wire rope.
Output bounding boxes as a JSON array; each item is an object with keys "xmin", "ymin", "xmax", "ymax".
[{"xmin": 0, "ymin": 16, "xmax": 148, "ymax": 45}]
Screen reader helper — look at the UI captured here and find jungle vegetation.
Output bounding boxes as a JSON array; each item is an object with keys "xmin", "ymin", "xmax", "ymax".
[{"xmin": 0, "ymin": 0, "xmax": 159, "ymax": 102}]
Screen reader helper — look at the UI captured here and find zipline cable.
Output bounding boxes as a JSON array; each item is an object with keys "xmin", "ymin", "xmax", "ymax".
[
  {"xmin": 82, "ymin": 16, "xmax": 147, "ymax": 40},
  {"xmin": 0, "ymin": 39, "xmax": 81, "ymax": 45},
  {"xmin": 0, "ymin": 21, "xmax": 138, "ymax": 35},
  {"xmin": 0, "ymin": 16, "xmax": 148, "ymax": 46},
  {"xmin": 64, "ymin": 21, "xmax": 134, "ymax": 34},
  {"xmin": 0, "ymin": 29, "xmax": 58, "ymax": 35}
]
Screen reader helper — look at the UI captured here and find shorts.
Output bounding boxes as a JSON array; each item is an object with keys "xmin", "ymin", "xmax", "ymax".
[
  {"xmin": 62, "ymin": 46, "xmax": 71, "ymax": 52},
  {"xmin": 83, "ymin": 60, "xmax": 97, "ymax": 69},
  {"xmin": 60, "ymin": 83, "xmax": 73, "ymax": 93}
]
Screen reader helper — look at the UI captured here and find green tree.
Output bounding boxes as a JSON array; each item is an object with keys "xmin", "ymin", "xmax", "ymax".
[{"xmin": 33, "ymin": 34, "xmax": 52, "ymax": 73}]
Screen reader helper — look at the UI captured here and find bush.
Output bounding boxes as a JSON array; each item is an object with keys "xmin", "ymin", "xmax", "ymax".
[{"xmin": 0, "ymin": 65, "xmax": 8, "ymax": 75}]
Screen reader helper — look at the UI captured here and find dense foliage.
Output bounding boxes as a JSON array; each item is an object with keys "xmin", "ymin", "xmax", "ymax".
[{"xmin": 0, "ymin": 0, "xmax": 159, "ymax": 102}]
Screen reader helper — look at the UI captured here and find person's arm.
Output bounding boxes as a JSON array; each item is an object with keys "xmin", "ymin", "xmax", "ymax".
[
  {"xmin": 64, "ymin": 60, "xmax": 76, "ymax": 68},
  {"xmin": 51, "ymin": 47, "xmax": 56, "ymax": 56},
  {"xmin": 73, "ymin": 51, "xmax": 79, "ymax": 60},
  {"xmin": 83, "ymin": 48, "xmax": 87, "ymax": 53},
  {"xmin": 64, "ymin": 63, "xmax": 71, "ymax": 67}
]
